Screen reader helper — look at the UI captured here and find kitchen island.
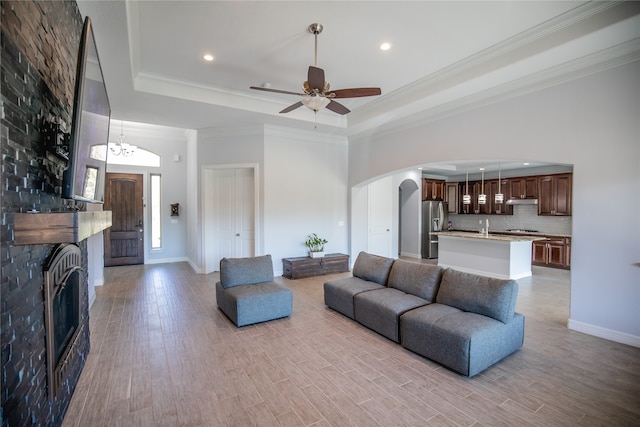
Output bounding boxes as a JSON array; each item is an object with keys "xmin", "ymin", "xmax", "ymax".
[{"xmin": 434, "ymin": 231, "xmax": 544, "ymax": 280}]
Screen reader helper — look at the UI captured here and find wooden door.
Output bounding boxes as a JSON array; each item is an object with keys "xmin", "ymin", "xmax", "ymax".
[{"xmin": 104, "ymin": 173, "xmax": 144, "ymax": 266}]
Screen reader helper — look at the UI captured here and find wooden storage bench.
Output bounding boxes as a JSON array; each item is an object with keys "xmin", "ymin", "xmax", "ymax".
[{"xmin": 282, "ymin": 253, "xmax": 350, "ymax": 279}]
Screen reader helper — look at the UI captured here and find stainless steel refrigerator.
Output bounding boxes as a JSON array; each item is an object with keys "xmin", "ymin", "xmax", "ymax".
[{"xmin": 422, "ymin": 200, "xmax": 448, "ymax": 259}]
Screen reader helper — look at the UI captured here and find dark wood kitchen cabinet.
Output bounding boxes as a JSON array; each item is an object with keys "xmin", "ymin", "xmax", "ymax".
[
  {"xmin": 422, "ymin": 178, "xmax": 445, "ymax": 201},
  {"xmin": 532, "ymin": 237, "xmax": 571, "ymax": 269},
  {"xmin": 538, "ymin": 173, "xmax": 572, "ymax": 216},
  {"xmin": 487, "ymin": 179, "xmax": 512, "ymax": 215},
  {"xmin": 445, "ymin": 182, "xmax": 459, "ymax": 213},
  {"xmin": 508, "ymin": 177, "xmax": 538, "ymax": 200},
  {"xmin": 459, "ymin": 181, "xmax": 482, "ymax": 214}
]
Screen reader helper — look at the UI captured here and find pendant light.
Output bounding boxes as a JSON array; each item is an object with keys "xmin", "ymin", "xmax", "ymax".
[
  {"xmin": 478, "ymin": 168, "xmax": 486, "ymax": 205},
  {"xmin": 495, "ymin": 162, "xmax": 504, "ymax": 204},
  {"xmin": 462, "ymin": 169, "xmax": 471, "ymax": 205},
  {"xmin": 110, "ymin": 121, "xmax": 137, "ymax": 157}
]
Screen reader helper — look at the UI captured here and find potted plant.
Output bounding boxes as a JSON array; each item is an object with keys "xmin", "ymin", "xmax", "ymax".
[{"xmin": 305, "ymin": 233, "xmax": 328, "ymax": 258}]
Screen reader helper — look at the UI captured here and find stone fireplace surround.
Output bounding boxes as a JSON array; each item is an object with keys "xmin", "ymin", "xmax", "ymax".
[{"xmin": 0, "ymin": 1, "xmax": 102, "ymax": 425}]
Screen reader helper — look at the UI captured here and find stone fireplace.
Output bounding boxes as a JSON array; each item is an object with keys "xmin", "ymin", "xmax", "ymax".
[{"xmin": 1, "ymin": 2, "xmax": 111, "ymax": 424}]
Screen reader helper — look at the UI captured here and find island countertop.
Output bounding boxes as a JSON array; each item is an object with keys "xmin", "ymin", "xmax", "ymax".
[{"xmin": 433, "ymin": 231, "xmax": 546, "ymax": 242}]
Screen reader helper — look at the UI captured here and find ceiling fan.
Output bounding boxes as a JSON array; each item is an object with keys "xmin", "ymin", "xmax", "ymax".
[{"xmin": 250, "ymin": 23, "xmax": 381, "ymax": 115}]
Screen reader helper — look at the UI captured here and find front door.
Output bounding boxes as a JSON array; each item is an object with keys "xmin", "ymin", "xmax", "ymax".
[{"xmin": 104, "ymin": 173, "xmax": 144, "ymax": 266}]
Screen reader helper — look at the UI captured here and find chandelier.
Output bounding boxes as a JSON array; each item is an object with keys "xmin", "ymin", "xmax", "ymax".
[{"xmin": 110, "ymin": 121, "xmax": 136, "ymax": 157}]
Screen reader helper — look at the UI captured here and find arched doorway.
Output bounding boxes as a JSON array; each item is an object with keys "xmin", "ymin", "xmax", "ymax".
[{"xmin": 398, "ymin": 179, "xmax": 420, "ymax": 258}]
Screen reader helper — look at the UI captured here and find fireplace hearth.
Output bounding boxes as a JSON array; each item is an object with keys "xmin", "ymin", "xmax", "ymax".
[{"xmin": 44, "ymin": 243, "xmax": 83, "ymax": 401}]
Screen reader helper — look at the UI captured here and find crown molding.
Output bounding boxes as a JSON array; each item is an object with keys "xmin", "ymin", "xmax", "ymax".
[{"xmin": 348, "ymin": 12, "xmax": 640, "ymax": 139}]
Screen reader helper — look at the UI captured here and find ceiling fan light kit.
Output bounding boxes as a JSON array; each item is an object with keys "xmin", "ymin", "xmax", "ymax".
[
  {"xmin": 250, "ymin": 23, "xmax": 381, "ymax": 116},
  {"xmin": 302, "ymin": 95, "xmax": 331, "ymax": 112}
]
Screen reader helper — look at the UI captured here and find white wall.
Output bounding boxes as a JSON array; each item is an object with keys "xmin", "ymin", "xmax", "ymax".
[
  {"xmin": 348, "ymin": 61, "xmax": 640, "ymax": 345},
  {"xmin": 107, "ymin": 121, "xmax": 190, "ymax": 264},
  {"xmin": 185, "ymin": 129, "xmax": 199, "ymax": 271},
  {"xmin": 264, "ymin": 126, "xmax": 349, "ymax": 274},
  {"xmin": 195, "ymin": 125, "xmax": 349, "ymax": 275},
  {"xmin": 195, "ymin": 126, "xmax": 265, "ymax": 272}
]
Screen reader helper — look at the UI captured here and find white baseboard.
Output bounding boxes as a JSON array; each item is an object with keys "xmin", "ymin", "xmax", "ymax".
[
  {"xmin": 187, "ymin": 259, "xmax": 204, "ymax": 274},
  {"xmin": 568, "ymin": 319, "xmax": 640, "ymax": 348},
  {"xmin": 400, "ymin": 252, "xmax": 421, "ymax": 259},
  {"xmin": 88, "ymin": 291, "xmax": 96, "ymax": 309},
  {"xmin": 146, "ymin": 256, "xmax": 189, "ymax": 265}
]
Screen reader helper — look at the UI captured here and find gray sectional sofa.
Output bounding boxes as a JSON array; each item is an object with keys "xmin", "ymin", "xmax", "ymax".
[{"xmin": 324, "ymin": 252, "xmax": 524, "ymax": 376}]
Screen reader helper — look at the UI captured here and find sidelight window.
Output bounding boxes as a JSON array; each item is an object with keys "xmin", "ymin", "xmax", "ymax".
[{"xmin": 151, "ymin": 174, "xmax": 161, "ymax": 249}]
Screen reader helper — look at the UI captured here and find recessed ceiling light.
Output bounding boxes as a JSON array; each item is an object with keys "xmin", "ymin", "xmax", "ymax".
[
  {"xmin": 203, "ymin": 54, "xmax": 214, "ymax": 61},
  {"xmin": 523, "ymin": 162, "xmax": 530, "ymax": 166},
  {"xmin": 380, "ymin": 42, "xmax": 391, "ymax": 51}
]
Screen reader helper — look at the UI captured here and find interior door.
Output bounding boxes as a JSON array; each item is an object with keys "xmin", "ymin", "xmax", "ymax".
[
  {"xmin": 203, "ymin": 167, "xmax": 255, "ymax": 273},
  {"xmin": 104, "ymin": 173, "xmax": 144, "ymax": 266},
  {"xmin": 368, "ymin": 176, "xmax": 393, "ymax": 257}
]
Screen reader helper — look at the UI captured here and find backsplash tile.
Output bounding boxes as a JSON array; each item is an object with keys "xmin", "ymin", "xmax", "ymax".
[{"xmin": 449, "ymin": 205, "xmax": 572, "ymax": 235}]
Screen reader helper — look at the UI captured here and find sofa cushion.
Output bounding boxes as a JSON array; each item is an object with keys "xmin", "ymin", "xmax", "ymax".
[
  {"xmin": 324, "ymin": 277, "xmax": 384, "ymax": 319},
  {"xmin": 352, "ymin": 252, "xmax": 394, "ymax": 285},
  {"xmin": 220, "ymin": 255, "xmax": 274, "ymax": 288},
  {"xmin": 435, "ymin": 269, "xmax": 518, "ymax": 323},
  {"xmin": 216, "ymin": 281, "xmax": 292, "ymax": 327},
  {"xmin": 354, "ymin": 288, "xmax": 428, "ymax": 342},
  {"xmin": 400, "ymin": 304, "xmax": 525, "ymax": 376},
  {"xmin": 387, "ymin": 259, "xmax": 443, "ymax": 302}
]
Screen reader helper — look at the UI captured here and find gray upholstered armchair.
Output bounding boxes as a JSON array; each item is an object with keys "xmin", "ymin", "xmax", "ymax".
[{"xmin": 215, "ymin": 254, "xmax": 293, "ymax": 327}]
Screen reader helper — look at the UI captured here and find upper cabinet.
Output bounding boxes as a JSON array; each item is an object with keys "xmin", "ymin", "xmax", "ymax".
[
  {"xmin": 454, "ymin": 172, "xmax": 572, "ymax": 216},
  {"xmin": 445, "ymin": 182, "xmax": 459, "ymax": 214},
  {"xmin": 508, "ymin": 177, "xmax": 538, "ymax": 200},
  {"xmin": 457, "ymin": 179, "xmax": 512, "ymax": 215},
  {"xmin": 538, "ymin": 173, "xmax": 572, "ymax": 216},
  {"xmin": 488, "ymin": 179, "xmax": 512, "ymax": 215},
  {"xmin": 422, "ymin": 178, "xmax": 445, "ymax": 201}
]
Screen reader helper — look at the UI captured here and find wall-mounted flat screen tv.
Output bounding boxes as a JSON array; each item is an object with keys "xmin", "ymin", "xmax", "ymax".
[{"xmin": 62, "ymin": 16, "xmax": 111, "ymax": 203}]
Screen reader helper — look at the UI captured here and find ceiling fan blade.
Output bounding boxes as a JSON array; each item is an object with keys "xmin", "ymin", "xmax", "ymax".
[
  {"xmin": 308, "ymin": 66, "xmax": 325, "ymax": 91},
  {"xmin": 279, "ymin": 101, "xmax": 304, "ymax": 114},
  {"xmin": 326, "ymin": 100, "xmax": 350, "ymax": 115},
  {"xmin": 250, "ymin": 86, "xmax": 306, "ymax": 96},
  {"xmin": 329, "ymin": 88, "xmax": 382, "ymax": 98}
]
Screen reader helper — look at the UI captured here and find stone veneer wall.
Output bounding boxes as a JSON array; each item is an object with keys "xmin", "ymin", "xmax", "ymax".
[{"xmin": 1, "ymin": 1, "xmax": 90, "ymax": 426}]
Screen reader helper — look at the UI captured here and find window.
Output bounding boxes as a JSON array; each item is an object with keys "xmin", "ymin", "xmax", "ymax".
[
  {"xmin": 151, "ymin": 174, "xmax": 161, "ymax": 249},
  {"xmin": 104, "ymin": 145, "xmax": 161, "ymax": 167}
]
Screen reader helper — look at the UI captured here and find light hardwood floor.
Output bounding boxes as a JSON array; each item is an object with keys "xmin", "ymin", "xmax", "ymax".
[{"xmin": 62, "ymin": 261, "xmax": 640, "ymax": 426}]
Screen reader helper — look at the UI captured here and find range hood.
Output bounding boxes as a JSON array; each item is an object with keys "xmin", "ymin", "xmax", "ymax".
[{"xmin": 506, "ymin": 199, "xmax": 538, "ymax": 205}]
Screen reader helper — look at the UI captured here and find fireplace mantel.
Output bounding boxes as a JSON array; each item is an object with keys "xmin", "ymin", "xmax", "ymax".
[{"xmin": 13, "ymin": 211, "xmax": 112, "ymax": 245}]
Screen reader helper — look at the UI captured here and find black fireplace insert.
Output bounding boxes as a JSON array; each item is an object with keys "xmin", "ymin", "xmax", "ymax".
[{"xmin": 44, "ymin": 243, "xmax": 83, "ymax": 400}]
